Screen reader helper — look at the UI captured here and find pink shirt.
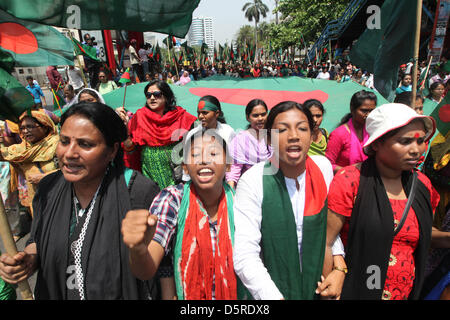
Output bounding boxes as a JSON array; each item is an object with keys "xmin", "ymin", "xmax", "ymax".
[{"xmin": 325, "ymin": 120, "xmax": 368, "ymax": 170}]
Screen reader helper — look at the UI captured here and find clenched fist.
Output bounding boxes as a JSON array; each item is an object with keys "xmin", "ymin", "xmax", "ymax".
[{"xmin": 121, "ymin": 209, "xmax": 158, "ymax": 256}]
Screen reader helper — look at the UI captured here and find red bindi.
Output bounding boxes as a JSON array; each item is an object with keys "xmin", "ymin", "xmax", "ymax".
[{"xmin": 414, "ymin": 132, "xmax": 420, "ymax": 139}]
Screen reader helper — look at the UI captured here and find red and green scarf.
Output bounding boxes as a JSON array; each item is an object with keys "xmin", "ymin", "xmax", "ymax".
[
  {"xmin": 261, "ymin": 156, "xmax": 328, "ymax": 300},
  {"xmin": 173, "ymin": 181, "xmax": 237, "ymax": 300}
]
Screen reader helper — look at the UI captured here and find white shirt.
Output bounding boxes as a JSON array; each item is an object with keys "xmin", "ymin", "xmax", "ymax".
[
  {"xmin": 233, "ymin": 156, "xmax": 345, "ymax": 300},
  {"xmin": 129, "ymin": 46, "xmax": 139, "ymax": 65},
  {"xmin": 66, "ymin": 67, "xmax": 84, "ymax": 90},
  {"xmin": 316, "ymin": 72, "xmax": 330, "ymax": 80}
]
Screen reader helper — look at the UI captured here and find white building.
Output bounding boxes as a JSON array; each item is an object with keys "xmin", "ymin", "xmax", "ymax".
[{"xmin": 187, "ymin": 16, "xmax": 214, "ymax": 58}]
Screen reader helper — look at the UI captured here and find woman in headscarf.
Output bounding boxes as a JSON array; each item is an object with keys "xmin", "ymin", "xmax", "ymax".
[
  {"xmin": 0, "ymin": 102, "xmax": 160, "ymax": 299},
  {"xmin": 122, "ymin": 129, "xmax": 238, "ymax": 300},
  {"xmin": 322, "ymin": 103, "xmax": 440, "ymax": 300},
  {"xmin": 178, "ymin": 71, "xmax": 191, "ymax": 86},
  {"xmin": 326, "ymin": 90, "xmax": 377, "ymax": 174},
  {"xmin": 124, "ymin": 80, "xmax": 197, "ymax": 189},
  {"xmin": 233, "ymin": 101, "xmax": 345, "ymax": 300},
  {"xmin": 56, "ymin": 88, "xmax": 106, "ymax": 117},
  {"xmin": 0, "ymin": 110, "xmax": 59, "ymax": 216}
]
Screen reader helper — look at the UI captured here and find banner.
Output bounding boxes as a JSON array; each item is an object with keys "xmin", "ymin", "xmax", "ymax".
[
  {"xmin": 428, "ymin": 0, "xmax": 450, "ymax": 65},
  {"xmin": 102, "ymin": 76, "xmax": 388, "ymax": 131}
]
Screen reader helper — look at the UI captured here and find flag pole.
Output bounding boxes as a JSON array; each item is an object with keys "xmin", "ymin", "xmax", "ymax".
[
  {"xmin": 0, "ymin": 193, "xmax": 34, "ymax": 300},
  {"xmin": 411, "ymin": 0, "xmax": 423, "ymax": 105},
  {"xmin": 419, "ymin": 56, "xmax": 433, "ymax": 91},
  {"xmin": 51, "ymin": 88, "xmax": 63, "ymax": 114},
  {"xmin": 122, "ymin": 84, "xmax": 127, "ymax": 108}
]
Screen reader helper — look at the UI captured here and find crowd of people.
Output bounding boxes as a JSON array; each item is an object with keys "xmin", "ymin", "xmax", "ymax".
[{"xmin": 0, "ymin": 47, "xmax": 448, "ymax": 301}]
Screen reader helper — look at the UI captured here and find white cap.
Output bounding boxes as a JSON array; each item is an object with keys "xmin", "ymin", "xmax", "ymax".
[{"xmin": 363, "ymin": 103, "xmax": 436, "ymax": 154}]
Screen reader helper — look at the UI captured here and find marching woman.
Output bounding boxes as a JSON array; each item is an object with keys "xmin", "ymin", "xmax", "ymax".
[
  {"xmin": 423, "ymin": 81, "xmax": 445, "ymax": 116},
  {"xmin": 303, "ymin": 99, "xmax": 329, "ymax": 157},
  {"xmin": 322, "ymin": 103, "xmax": 440, "ymax": 300},
  {"xmin": 122, "ymin": 129, "xmax": 238, "ymax": 300},
  {"xmin": 183, "ymin": 95, "xmax": 235, "ymax": 182},
  {"xmin": 326, "ymin": 90, "xmax": 377, "ymax": 174},
  {"xmin": 233, "ymin": 101, "xmax": 345, "ymax": 300},
  {"xmin": 227, "ymin": 99, "xmax": 272, "ymax": 188},
  {"xmin": 395, "ymin": 73, "xmax": 413, "ymax": 96},
  {"xmin": 0, "ymin": 103, "xmax": 160, "ymax": 299},
  {"xmin": 124, "ymin": 80, "xmax": 197, "ymax": 188},
  {"xmin": 0, "ymin": 110, "xmax": 59, "ymax": 217}
]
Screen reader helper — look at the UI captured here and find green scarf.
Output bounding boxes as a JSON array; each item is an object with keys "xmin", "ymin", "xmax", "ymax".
[
  {"xmin": 173, "ymin": 181, "xmax": 236, "ymax": 300},
  {"xmin": 261, "ymin": 157, "xmax": 328, "ymax": 300}
]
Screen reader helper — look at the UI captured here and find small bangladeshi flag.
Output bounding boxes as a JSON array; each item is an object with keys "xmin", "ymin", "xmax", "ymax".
[
  {"xmin": 72, "ymin": 37, "xmax": 99, "ymax": 62},
  {"xmin": 0, "ymin": 9, "xmax": 74, "ymax": 67},
  {"xmin": 119, "ymin": 68, "xmax": 131, "ymax": 84}
]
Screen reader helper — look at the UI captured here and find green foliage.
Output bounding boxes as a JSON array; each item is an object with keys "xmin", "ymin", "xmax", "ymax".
[{"xmin": 269, "ymin": 0, "xmax": 350, "ymax": 50}]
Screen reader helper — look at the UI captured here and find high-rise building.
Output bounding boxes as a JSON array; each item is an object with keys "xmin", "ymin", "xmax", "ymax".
[{"xmin": 187, "ymin": 16, "xmax": 214, "ymax": 58}]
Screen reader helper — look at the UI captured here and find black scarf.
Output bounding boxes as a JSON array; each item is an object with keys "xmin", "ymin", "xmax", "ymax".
[
  {"xmin": 341, "ymin": 157, "xmax": 433, "ymax": 300},
  {"xmin": 30, "ymin": 166, "xmax": 159, "ymax": 300}
]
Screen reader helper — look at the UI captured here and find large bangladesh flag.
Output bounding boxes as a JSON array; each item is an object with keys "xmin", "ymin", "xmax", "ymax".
[
  {"xmin": 0, "ymin": 9, "xmax": 74, "ymax": 67},
  {"xmin": 0, "ymin": 0, "xmax": 200, "ymax": 38},
  {"xmin": 102, "ymin": 76, "xmax": 388, "ymax": 132},
  {"xmin": 349, "ymin": 0, "xmax": 417, "ymax": 102}
]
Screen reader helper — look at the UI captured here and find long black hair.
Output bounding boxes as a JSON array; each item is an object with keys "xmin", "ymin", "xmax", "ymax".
[
  {"xmin": 302, "ymin": 99, "xmax": 325, "ymax": 114},
  {"xmin": 144, "ymin": 80, "xmax": 177, "ymax": 114},
  {"xmin": 245, "ymin": 99, "xmax": 268, "ymax": 129},
  {"xmin": 339, "ymin": 90, "xmax": 377, "ymax": 126},
  {"xmin": 60, "ymin": 102, "xmax": 128, "ymax": 171}
]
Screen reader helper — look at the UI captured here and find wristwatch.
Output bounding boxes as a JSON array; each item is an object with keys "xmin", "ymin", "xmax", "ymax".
[{"xmin": 333, "ymin": 266, "xmax": 348, "ymax": 274}]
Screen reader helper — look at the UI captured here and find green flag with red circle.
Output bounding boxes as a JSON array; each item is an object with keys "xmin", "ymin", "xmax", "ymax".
[
  {"xmin": 0, "ymin": 9, "xmax": 74, "ymax": 67},
  {"xmin": 430, "ymin": 93, "xmax": 450, "ymax": 137}
]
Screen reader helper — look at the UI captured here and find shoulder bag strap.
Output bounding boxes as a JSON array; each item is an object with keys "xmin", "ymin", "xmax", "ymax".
[{"xmin": 394, "ymin": 172, "xmax": 418, "ymax": 236}]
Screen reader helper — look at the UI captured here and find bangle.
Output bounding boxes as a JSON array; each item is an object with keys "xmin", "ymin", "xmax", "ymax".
[{"xmin": 333, "ymin": 266, "xmax": 348, "ymax": 274}]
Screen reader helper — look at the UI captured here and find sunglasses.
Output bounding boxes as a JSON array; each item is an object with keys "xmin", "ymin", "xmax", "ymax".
[{"xmin": 145, "ymin": 91, "xmax": 163, "ymax": 99}]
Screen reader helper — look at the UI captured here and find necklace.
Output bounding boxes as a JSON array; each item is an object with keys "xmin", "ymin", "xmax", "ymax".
[{"xmin": 72, "ymin": 182, "xmax": 102, "ymax": 300}]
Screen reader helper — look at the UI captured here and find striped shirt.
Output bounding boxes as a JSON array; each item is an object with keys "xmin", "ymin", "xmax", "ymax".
[{"xmin": 150, "ymin": 183, "xmax": 219, "ymax": 298}]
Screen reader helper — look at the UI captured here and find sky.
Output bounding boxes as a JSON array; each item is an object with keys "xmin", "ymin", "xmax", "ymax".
[
  {"xmin": 154, "ymin": 0, "xmax": 277, "ymax": 45},
  {"xmin": 192, "ymin": 0, "xmax": 277, "ymax": 44}
]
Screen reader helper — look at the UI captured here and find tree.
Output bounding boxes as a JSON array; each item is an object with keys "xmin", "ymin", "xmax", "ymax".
[
  {"xmin": 270, "ymin": 0, "xmax": 350, "ymax": 54},
  {"xmin": 236, "ymin": 25, "xmax": 255, "ymax": 52},
  {"xmin": 242, "ymin": 0, "xmax": 269, "ymax": 62}
]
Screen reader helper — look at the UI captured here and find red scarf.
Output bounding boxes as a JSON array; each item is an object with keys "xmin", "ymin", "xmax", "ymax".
[
  {"xmin": 179, "ymin": 185, "xmax": 237, "ymax": 300},
  {"xmin": 128, "ymin": 106, "xmax": 196, "ymax": 147}
]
